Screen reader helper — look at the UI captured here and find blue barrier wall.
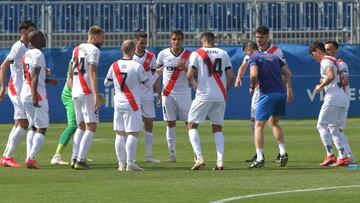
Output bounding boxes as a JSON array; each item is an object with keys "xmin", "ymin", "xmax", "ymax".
[{"xmin": 0, "ymin": 44, "xmax": 359, "ymax": 123}]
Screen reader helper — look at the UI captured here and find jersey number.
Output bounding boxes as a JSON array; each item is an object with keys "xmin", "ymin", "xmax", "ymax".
[
  {"xmin": 119, "ymin": 72, "xmax": 128, "ymax": 91},
  {"xmin": 208, "ymin": 58, "xmax": 223, "ymax": 77},
  {"xmin": 73, "ymin": 57, "xmax": 85, "ymax": 74}
]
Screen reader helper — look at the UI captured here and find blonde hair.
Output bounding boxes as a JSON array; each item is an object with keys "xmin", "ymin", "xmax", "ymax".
[{"xmin": 88, "ymin": 26, "xmax": 104, "ymax": 35}]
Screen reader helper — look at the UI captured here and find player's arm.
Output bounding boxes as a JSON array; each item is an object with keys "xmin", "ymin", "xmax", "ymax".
[
  {"xmin": 88, "ymin": 64, "xmax": 101, "ymax": 109},
  {"xmin": 340, "ymin": 63, "xmax": 349, "ymax": 86},
  {"xmin": 225, "ymin": 67, "xmax": 234, "ymax": 91},
  {"xmin": 187, "ymin": 65, "xmax": 197, "ymax": 90},
  {"xmin": 0, "ymin": 59, "xmax": 11, "ymax": 101},
  {"xmin": 249, "ymin": 64, "xmax": 258, "ymax": 94},
  {"xmin": 315, "ymin": 66, "xmax": 335, "ymax": 93},
  {"xmin": 143, "ymin": 66, "xmax": 161, "ymax": 88},
  {"xmin": 235, "ymin": 59, "xmax": 248, "ymax": 89},
  {"xmin": 31, "ymin": 67, "xmax": 41, "ymax": 107},
  {"xmin": 104, "ymin": 66, "xmax": 114, "ymax": 87},
  {"xmin": 280, "ymin": 65, "xmax": 294, "ymax": 102}
]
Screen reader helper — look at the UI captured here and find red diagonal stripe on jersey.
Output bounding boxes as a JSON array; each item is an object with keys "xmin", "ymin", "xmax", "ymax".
[
  {"xmin": 323, "ymin": 56, "xmax": 345, "ymax": 91},
  {"xmin": 112, "ymin": 61, "xmax": 139, "ymax": 112},
  {"xmin": 195, "ymin": 48, "xmax": 227, "ymax": 101},
  {"xmin": 266, "ymin": 45, "xmax": 278, "ymax": 54},
  {"xmin": 8, "ymin": 76, "xmax": 17, "ymax": 96},
  {"xmin": 162, "ymin": 50, "xmax": 191, "ymax": 96},
  {"xmin": 143, "ymin": 51, "xmax": 154, "ymax": 71},
  {"xmin": 73, "ymin": 47, "xmax": 92, "ymax": 95},
  {"xmin": 22, "ymin": 58, "xmax": 42, "ymax": 101}
]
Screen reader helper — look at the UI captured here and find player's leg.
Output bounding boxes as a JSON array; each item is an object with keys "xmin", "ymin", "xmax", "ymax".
[
  {"xmin": 51, "ymin": 95, "xmax": 76, "ymax": 165},
  {"xmin": 208, "ymin": 102, "xmax": 226, "ymax": 170},
  {"xmin": 1, "ymin": 95, "xmax": 28, "ymax": 167},
  {"xmin": 26, "ymin": 100, "xmax": 49, "ymax": 169},
  {"xmin": 162, "ymin": 95, "xmax": 177, "ymax": 161},
  {"xmin": 245, "ymin": 89, "xmax": 260, "ymax": 162},
  {"xmin": 75, "ymin": 95, "xmax": 99, "ymax": 170},
  {"xmin": 338, "ymin": 105, "xmax": 355, "ymax": 163},
  {"xmin": 317, "ymin": 104, "xmax": 337, "ymax": 166},
  {"xmin": 328, "ymin": 106, "xmax": 349, "ymax": 167},
  {"xmin": 114, "ymin": 108, "xmax": 127, "ymax": 171},
  {"xmin": 187, "ymin": 98, "xmax": 208, "ymax": 170},
  {"xmin": 270, "ymin": 93, "xmax": 288, "ymax": 166},
  {"xmin": 124, "ymin": 110, "xmax": 143, "ymax": 171},
  {"xmin": 141, "ymin": 100, "xmax": 159, "ymax": 162},
  {"xmin": 71, "ymin": 97, "xmax": 85, "ymax": 168}
]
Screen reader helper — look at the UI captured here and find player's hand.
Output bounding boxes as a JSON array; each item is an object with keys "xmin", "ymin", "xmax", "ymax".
[
  {"xmin": 287, "ymin": 89, "xmax": 294, "ymax": 103},
  {"xmin": 249, "ymin": 87, "xmax": 254, "ymax": 95},
  {"xmin": 177, "ymin": 59, "xmax": 186, "ymax": 71},
  {"xmin": 45, "ymin": 68, "xmax": 52, "ymax": 77},
  {"xmin": 99, "ymin": 95, "xmax": 106, "ymax": 104},
  {"xmin": 155, "ymin": 66, "xmax": 164, "ymax": 76},
  {"xmin": 32, "ymin": 95, "xmax": 39, "ymax": 107},
  {"xmin": 0, "ymin": 87, "xmax": 5, "ymax": 101},
  {"xmin": 234, "ymin": 79, "xmax": 242, "ymax": 89},
  {"xmin": 94, "ymin": 94, "xmax": 102, "ymax": 110},
  {"xmin": 46, "ymin": 79, "xmax": 58, "ymax": 86},
  {"xmin": 156, "ymin": 94, "xmax": 162, "ymax": 107},
  {"xmin": 315, "ymin": 84, "xmax": 323, "ymax": 93}
]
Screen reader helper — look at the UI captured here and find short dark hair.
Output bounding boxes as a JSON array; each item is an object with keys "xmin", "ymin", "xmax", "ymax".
[
  {"xmin": 309, "ymin": 41, "xmax": 326, "ymax": 54},
  {"xmin": 255, "ymin": 26, "xmax": 269, "ymax": 35},
  {"xmin": 324, "ymin": 40, "xmax": 339, "ymax": 49},
  {"xmin": 170, "ymin": 30, "xmax": 184, "ymax": 40},
  {"xmin": 244, "ymin": 40, "xmax": 258, "ymax": 51},
  {"xmin": 135, "ymin": 30, "xmax": 147, "ymax": 39},
  {"xmin": 200, "ymin": 32, "xmax": 215, "ymax": 42},
  {"xmin": 19, "ymin": 20, "xmax": 36, "ymax": 31}
]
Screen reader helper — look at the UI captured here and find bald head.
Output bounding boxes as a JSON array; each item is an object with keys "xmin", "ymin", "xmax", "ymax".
[
  {"xmin": 28, "ymin": 30, "xmax": 46, "ymax": 49},
  {"xmin": 121, "ymin": 40, "xmax": 136, "ymax": 54}
]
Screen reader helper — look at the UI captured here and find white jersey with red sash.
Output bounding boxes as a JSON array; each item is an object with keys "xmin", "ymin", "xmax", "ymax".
[
  {"xmin": 320, "ymin": 56, "xmax": 347, "ymax": 107},
  {"xmin": 105, "ymin": 59, "xmax": 148, "ymax": 111},
  {"xmin": 20, "ymin": 48, "xmax": 47, "ymax": 102},
  {"xmin": 71, "ymin": 43, "xmax": 100, "ymax": 98},
  {"xmin": 156, "ymin": 48, "xmax": 191, "ymax": 96},
  {"xmin": 189, "ymin": 47, "xmax": 232, "ymax": 102},
  {"xmin": 6, "ymin": 40, "xmax": 29, "ymax": 96},
  {"xmin": 133, "ymin": 50, "xmax": 157, "ymax": 101}
]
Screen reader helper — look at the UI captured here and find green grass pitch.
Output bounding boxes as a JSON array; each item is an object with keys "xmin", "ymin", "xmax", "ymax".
[{"xmin": 1, "ymin": 119, "xmax": 360, "ymax": 203}]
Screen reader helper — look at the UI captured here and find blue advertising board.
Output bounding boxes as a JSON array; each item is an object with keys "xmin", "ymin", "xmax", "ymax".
[{"xmin": 0, "ymin": 44, "xmax": 359, "ymax": 123}]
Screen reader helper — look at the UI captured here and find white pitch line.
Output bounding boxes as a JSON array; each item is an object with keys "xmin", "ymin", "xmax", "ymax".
[{"xmin": 210, "ymin": 185, "xmax": 360, "ymax": 203}]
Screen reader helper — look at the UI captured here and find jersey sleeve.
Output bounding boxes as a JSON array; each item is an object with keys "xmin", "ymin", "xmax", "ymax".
[
  {"xmin": 150, "ymin": 54, "xmax": 157, "ymax": 70},
  {"xmin": 188, "ymin": 51, "xmax": 199, "ymax": 69},
  {"xmin": 339, "ymin": 61, "xmax": 349, "ymax": 73},
  {"xmin": 275, "ymin": 49, "xmax": 287, "ymax": 64},
  {"xmin": 242, "ymin": 55, "xmax": 250, "ymax": 63},
  {"xmin": 320, "ymin": 60, "xmax": 334, "ymax": 77},
  {"xmin": 6, "ymin": 43, "xmax": 20, "ymax": 62},
  {"xmin": 137, "ymin": 64, "xmax": 148, "ymax": 82},
  {"xmin": 88, "ymin": 47, "xmax": 100, "ymax": 66},
  {"xmin": 223, "ymin": 52, "xmax": 232, "ymax": 70},
  {"xmin": 248, "ymin": 55, "xmax": 258, "ymax": 68},
  {"xmin": 104, "ymin": 65, "xmax": 114, "ymax": 87},
  {"xmin": 30, "ymin": 52, "xmax": 44, "ymax": 69},
  {"xmin": 156, "ymin": 51, "xmax": 164, "ymax": 66}
]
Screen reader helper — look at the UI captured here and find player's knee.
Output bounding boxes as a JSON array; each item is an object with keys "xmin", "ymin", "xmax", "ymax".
[
  {"xmin": 328, "ymin": 125, "xmax": 339, "ymax": 136},
  {"xmin": 18, "ymin": 119, "xmax": 29, "ymax": 129},
  {"xmin": 316, "ymin": 123, "xmax": 327, "ymax": 131},
  {"xmin": 31, "ymin": 126, "xmax": 37, "ymax": 132},
  {"xmin": 167, "ymin": 121, "xmax": 176, "ymax": 128},
  {"xmin": 212, "ymin": 125, "xmax": 222, "ymax": 133},
  {"xmin": 187, "ymin": 123, "xmax": 198, "ymax": 130}
]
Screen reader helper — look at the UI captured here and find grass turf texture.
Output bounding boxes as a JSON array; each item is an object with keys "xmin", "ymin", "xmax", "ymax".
[{"xmin": 1, "ymin": 119, "xmax": 360, "ymax": 203}]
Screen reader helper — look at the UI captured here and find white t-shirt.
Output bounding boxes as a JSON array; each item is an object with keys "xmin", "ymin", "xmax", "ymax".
[
  {"xmin": 156, "ymin": 48, "xmax": 191, "ymax": 95},
  {"xmin": 105, "ymin": 59, "xmax": 148, "ymax": 111},
  {"xmin": 320, "ymin": 56, "xmax": 348, "ymax": 107},
  {"xmin": 71, "ymin": 43, "xmax": 100, "ymax": 98},
  {"xmin": 20, "ymin": 48, "xmax": 47, "ymax": 101},
  {"xmin": 189, "ymin": 47, "xmax": 232, "ymax": 102},
  {"xmin": 6, "ymin": 40, "xmax": 29, "ymax": 95},
  {"xmin": 133, "ymin": 50, "xmax": 157, "ymax": 101}
]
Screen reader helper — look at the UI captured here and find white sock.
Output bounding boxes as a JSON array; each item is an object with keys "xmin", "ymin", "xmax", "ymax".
[
  {"xmin": 166, "ymin": 126, "xmax": 176, "ymax": 156},
  {"xmin": 256, "ymin": 148, "xmax": 264, "ymax": 161},
  {"xmin": 5, "ymin": 126, "xmax": 25, "ymax": 158},
  {"xmin": 126, "ymin": 135, "xmax": 138, "ymax": 165},
  {"xmin": 26, "ymin": 130, "xmax": 36, "ymax": 157},
  {"xmin": 317, "ymin": 123, "xmax": 333, "ymax": 156},
  {"xmin": 3, "ymin": 126, "xmax": 16, "ymax": 156},
  {"xmin": 250, "ymin": 120, "xmax": 255, "ymax": 137},
  {"xmin": 188, "ymin": 129, "xmax": 202, "ymax": 158},
  {"xmin": 340, "ymin": 130, "xmax": 353, "ymax": 158},
  {"xmin": 115, "ymin": 134, "xmax": 127, "ymax": 165},
  {"xmin": 329, "ymin": 126, "xmax": 347, "ymax": 159},
  {"xmin": 72, "ymin": 129, "xmax": 84, "ymax": 160},
  {"xmin": 144, "ymin": 131, "xmax": 153, "ymax": 157},
  {"xmin": 77, "ymin": 130, "xmax": 94, "ymax": 161},
  {"xmin": 213, "ymin": 132, "xmax": 224, "ymax": 162},
  {"xmin": 28, "ymin": 132, "xmax": 45, "ymax": 160},
  {"xmin": 278, "ymin": 143, "xmax": 286, "ymax": 155}
]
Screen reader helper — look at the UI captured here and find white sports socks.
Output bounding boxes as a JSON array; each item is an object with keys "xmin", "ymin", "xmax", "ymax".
[{"xmin": 166, "ymin": 126, "xmax": 176, "ymax": 156}]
